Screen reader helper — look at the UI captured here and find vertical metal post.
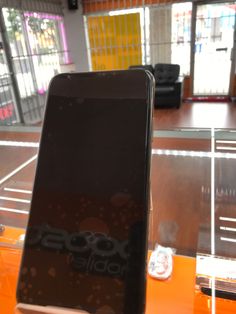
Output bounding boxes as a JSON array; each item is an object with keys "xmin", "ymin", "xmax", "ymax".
[
  {"xmin": 21, "ymin": 12, "xmax": 42, "ymax": 118},
  {"xmin": 190, "ymin": 2, "xmax": 197, "ymax": 96},
  {"xmin": 210, "ymin": 127, "xmax": 216, "ymax": 314},
  {"xmin": 229, "ymin": 10, "xmax": 236, "ymax": 97},
  {"xmin": 142, "ymin": 0, "xmax": 147, "ymax": 65},
  {"xmin": 21, "ymin": 13, "xmax": 39, "ymax": 92},
  {"xmin": 0, "ymin": 8, "xmax": 24, "ymax": 123}
]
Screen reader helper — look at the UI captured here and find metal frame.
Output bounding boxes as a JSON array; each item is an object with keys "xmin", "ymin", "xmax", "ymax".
[
  {"xmin": 190, "ymin": 2, "xmax": 197, "ymax": 96},
  {"xmin": 229, "ymin": 4, "xmax": 236, "ymax": 96},
  {"xmin": 0, "ymin": 7, "xmax": 69, "ymax": 125},
  {"xmin": 0, "ymin": 8, "xmax": 24, "ymax": 123}
]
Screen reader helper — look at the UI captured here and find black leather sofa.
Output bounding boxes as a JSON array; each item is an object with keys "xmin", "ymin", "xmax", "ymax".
[
  {"xmin": 128, "ymin": 63, "xmax": 182, "ymax": 109},
  {"xmin": 129, "ymin": 64, "xmax": 154, "ymax": 74},
  {"xmin": 154, "ymin": 63, "xmax": 182, "ymax": 109}
]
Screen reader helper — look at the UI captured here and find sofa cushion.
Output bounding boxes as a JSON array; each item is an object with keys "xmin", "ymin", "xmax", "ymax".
[{"xmin": 154, "ymin": 63, "xmax": 180, "ymax": 84}]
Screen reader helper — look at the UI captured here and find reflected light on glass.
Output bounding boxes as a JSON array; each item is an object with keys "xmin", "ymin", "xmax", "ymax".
[
  {"xmin": 219, "ymin": 216, "xmax": 236, "ymax": 222},
  {"xmin": 152, "ymin": 149, "xmax": 236, "ymax": 159},
  {"xmin": 220, "ymin": 226, "xmax": 236, "ymax": 232},
  {"xmin": 0, "ymin": 140, "xmax": 39, "ymax": 147},
  {"xmin": 216, "ymin": 140, "xmax": 236, "ymax": 144},
  {"xmin": 217, "ymin": 146, "xmax": 236, "ymax": 150},
  {"xmin": 220, "ymin": 237, "xmax": 236, "ymax": 243}
]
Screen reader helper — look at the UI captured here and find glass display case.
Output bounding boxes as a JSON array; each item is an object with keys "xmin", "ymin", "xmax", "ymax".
[
  {"xmin": 149, "ymin": 128, "xmax": 236, "ymax": 313},
  {"xmin": 0, "ymin": 126, "xmax": 236, "ymax": 313}
]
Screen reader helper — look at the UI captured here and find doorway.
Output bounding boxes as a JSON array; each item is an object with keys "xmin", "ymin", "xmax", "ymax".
[{"xmin": 193, "ymin": 1, "xmax": 236, "ymax": 95}]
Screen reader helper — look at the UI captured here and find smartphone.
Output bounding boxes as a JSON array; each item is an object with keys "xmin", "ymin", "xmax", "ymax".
[{"xmin": 17, "ymin": 70, "xmax": 154, "ymax": 314}]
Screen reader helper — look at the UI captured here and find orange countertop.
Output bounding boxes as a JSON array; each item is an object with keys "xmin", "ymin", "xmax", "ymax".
[
  {"xmin": 1, "ymin": 227, "xmax": 236, "ymax": 314},
  {"xmin": 146, "ymin": 254, "xmax": 196, "ymax": 314}
]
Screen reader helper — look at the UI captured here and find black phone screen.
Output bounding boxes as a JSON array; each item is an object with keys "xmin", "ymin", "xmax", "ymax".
[{"xmin": 17, "ymin": 71, "xmax": 153, "ymax": 314}]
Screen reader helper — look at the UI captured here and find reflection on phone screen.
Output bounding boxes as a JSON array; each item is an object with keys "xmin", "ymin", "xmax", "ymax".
[{"xmin": 17, "ymin": 71, "xmax": 153, "ymax": 314}]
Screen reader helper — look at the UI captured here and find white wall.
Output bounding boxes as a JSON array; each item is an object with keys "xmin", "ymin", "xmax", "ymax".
[{"xmin": 62, "ymin": 0, "xmax": 90, "ymax": 72}]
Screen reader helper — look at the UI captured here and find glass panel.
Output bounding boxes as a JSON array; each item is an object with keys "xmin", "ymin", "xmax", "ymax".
[
  {"xmin": 85, "ymin": 3, "xmax": 192, "ymax": 73},
  {"xmin": 86, "ymin": 12, "xmax": 142, "ymax": 71},
  {"xmin": 149, "ymin": 2, "xmax": 192, "ymax": 76},
  {"xmin": 195, "ymin": 128, "xmax": 236, "ymax": 313},
  {"xmin": 2, "ymin": 8, "xmax": 70, "ymax": 125},
  {"xmin": 0, "ymin": 35, "xmax": 19, "ymax": 125},
  {"xmin": 147, "ymin": 128, "xmax": 210, "ymax": 313},
  {"xmin": 1, "ymin": 125, "xmax": 236, "ymax": 312},
  {"xmin": 194, "ymin": 2, "xmax": 236, "ymax": 95},
  {"xmin": 215, "ymin": 129, "xmax": 236, "ymax": 259},
  {"xmin": 150, "ymin": 129, "xmax": 212, "ymax": 257},
  {"xmin": 171, "ymin": 3, "xmax": 192, "ymax": 76},
  {"xmin": 0, "ymin": 128, "xmax": 40, "ymax": 241}
]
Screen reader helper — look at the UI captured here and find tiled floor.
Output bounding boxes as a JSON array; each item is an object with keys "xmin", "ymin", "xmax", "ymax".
[{"xmin": 153, "ymin": 101, "xmax": 236, "ymax": 130}]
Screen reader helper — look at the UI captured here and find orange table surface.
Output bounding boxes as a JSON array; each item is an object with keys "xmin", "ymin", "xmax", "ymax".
[{"xmin": 1, "ymin": 228, "xmax": 236, "ymax": 314}]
